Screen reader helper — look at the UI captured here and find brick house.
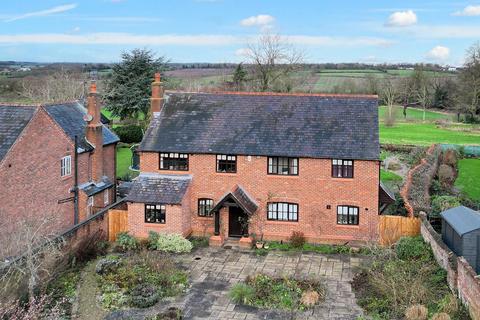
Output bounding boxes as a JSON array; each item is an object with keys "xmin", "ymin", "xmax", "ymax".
[
  {"xmin": 125, "ymin": 74, "xmax": 394, "ymax": 245},
  {"xmin": 0, "ymin": 83, "xmax": 119, "ymax": 246}
]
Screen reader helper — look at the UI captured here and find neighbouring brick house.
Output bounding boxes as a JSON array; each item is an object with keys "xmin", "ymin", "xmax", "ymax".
[
  {"xmin": 0, "ymin": 83, "xmax": 119, "ymax": 250},
  {"xmin": 125, "ymin": 74, "xmax": 393, "ymax": 246}
]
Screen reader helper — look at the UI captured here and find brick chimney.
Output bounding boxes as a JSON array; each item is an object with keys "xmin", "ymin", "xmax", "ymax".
[
  {"xmin": 150, "ymin": 72, "xmax": 164, "ymax": 114},
  {"xmin": 85, "ymin": 81, "xmax": 103, "ymax": 182}
]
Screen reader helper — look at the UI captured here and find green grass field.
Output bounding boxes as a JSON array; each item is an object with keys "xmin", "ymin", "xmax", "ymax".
[
  {"xmin": 116, "ymin": 146, "xmax": 138, "ymax": 179},
  {"xmin": 455, "ymin": 158, "xmax": 480, "ymax": 200},
  {"xmin": 378, "ymin": 106, "xmax": 454, "ymax": 122},
  {"xmin": 380, "ymin": 123, "xmax": 480, "ymax": 146},
  {"xmin": 380, "ymin": 169, "xmax": 402, "ymax": 183}
]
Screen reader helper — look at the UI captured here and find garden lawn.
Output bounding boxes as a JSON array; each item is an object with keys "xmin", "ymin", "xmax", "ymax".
[
  {"xmin": 379, "ymin": 106, "xmax": 454, "ymax": 122},
  {"xmin": 380, "ymin": 169, "xmax": 402, "ymax": 183},
  {"xmin": 380, "ymin": 123, "xmax": 480, "ymax": 146},
  {"xmin": 116, "ymin": 146, "xmax": 137, "ymax": 179},
  {"xmin": 455, "ymin": 158, "xmax": 480, "ymax": 201}
]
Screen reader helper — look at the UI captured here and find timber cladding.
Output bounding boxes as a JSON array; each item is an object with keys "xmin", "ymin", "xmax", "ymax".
[{"xmin": 378, "ymin": 215, "xmax": 421, "ymax": 246}]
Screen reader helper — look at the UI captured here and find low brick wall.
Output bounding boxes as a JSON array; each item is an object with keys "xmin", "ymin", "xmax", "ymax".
[{"xmin": 420, "ymin": 213, "xmax": 480, "ymax": 320}]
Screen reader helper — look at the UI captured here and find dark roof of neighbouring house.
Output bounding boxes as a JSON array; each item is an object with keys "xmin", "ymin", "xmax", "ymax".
[
  {"xmin": 79, "ymin": 176, "xmax": 114, "ymax": 197},
  {"xmin": 125, "ymin": 173, "xmax": 191, "ymax": 204},
  {"xmin": 211, "ymin": 185, "xmax": 258, "ymax": 215},
  {"xmin": 379, "ymin": 182, "xmax": 396, "ymax": 205},
  {"xmin": 0, "ymin": 105, "xmax": 37, "ymax": 161},
  {"xmin": 44, "ymin": 102, "xmax": 119, "ymax": 152},
  {"xmin": 441, "ymin": 206, "xmax": 480, "ymax": 236},
  {"xmin": 139, "ymin": 92, "xmax": 380, "ymax": 160}
]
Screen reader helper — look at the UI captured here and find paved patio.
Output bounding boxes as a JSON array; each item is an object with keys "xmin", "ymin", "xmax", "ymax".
[{"xmin": 106, "ymin": 247, "xmax": 366, "ymax": 320}]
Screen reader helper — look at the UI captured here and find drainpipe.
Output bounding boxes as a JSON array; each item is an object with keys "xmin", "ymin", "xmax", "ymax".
[{"xmin": 73, "ymin": 135, "xmax": 79, "ymax": 225}]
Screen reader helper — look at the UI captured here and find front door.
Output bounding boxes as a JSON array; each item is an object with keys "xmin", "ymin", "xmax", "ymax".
[{"xmin": 229, "ymin": 206, "xmax": 247, "ymax": 237}]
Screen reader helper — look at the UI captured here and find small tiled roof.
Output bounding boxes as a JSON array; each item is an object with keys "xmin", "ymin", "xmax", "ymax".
[
  {"xmin": 211, "ymin": 185, "xmax": 258, "ymax": 215},
  {"xmin": 79, "ymin": 176, "xmax": 114, "ymax": 197},
  {"xmin": 379, "ymin": 182, "xmax": 395, "ymax": 204},
  {"xmin": 441, "ymin": 206, "xmax": 480, "ymax": 236},
  {"xmin": 0, "ymin": 105, "xmax": 37, "ymax": 161},
  {"xmin": 140, "ymin": 92, "xmax": 379, "ymax": 160},
  {"xmin": 125, "ymin": 173, "xmax": 191, "ymax": 204},
  {"xmin": 44, "ymin": 102, "xmax": 119, "ymax": 152}
]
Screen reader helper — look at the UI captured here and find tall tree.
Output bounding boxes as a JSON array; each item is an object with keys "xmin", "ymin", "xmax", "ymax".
[
  {"xmin": 104, "ymin": 49, "xmax": 168, "ymax": 122},
  {"xmin": 246, "ymin": 33, "xmax": 304, "ymax": 92},
  {"xmin": 380, "ymin": 78, "xmax": 399, "ymax": 127},
  {"xmin": 232, "ymin": 63, "xmax": 247, "ymax": 90},
  {"xmin": 458, "ymin": 42, "xmax": 480, "ymax": 121},
  {"xmin": 410, "ymin": 65, "xmax": 431, "ymax": 122}
]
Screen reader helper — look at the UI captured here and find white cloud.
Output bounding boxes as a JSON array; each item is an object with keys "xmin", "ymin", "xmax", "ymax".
[
  {"xmin": 240, "ymin": 14, "xmax": 275, "ymax": 27},
  {"xmin": 426, "ymin": 46, "xmax": 450, "ymax": 61},
  {"xmin": 235, "ymin": 48, "xmax": 253, "ymax": 57},
  {"xmin": 385, "ymin": 24, "xmax": 480, "ymax": 39},
  {"xmin": 4, "ymin": 4, "xmax": 78, "ymax": 22},
  {"xmin": 385, "ymin": 10, "xmax": 417, "ymax": 27},
  {"xmin": 0, "ymin": 32, "xmax": 393, "ymax": 48},
  {"xmin": 453, "ymin": 5, "xmax": 480, "ymax": 16}
]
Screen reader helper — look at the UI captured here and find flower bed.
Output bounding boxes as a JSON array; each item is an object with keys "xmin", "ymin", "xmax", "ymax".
[{"xmin": 230, "ymin": 274, "xmax": 325, "ymax": 311}]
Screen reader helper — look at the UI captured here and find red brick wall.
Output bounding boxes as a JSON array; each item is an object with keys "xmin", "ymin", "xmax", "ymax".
[
  {"xmin": 127, "ymin": 202, "xmax": 191, "ymax": 238},
  {"xmin": 0, "ymin": 108, "xmax": 76, "ymax": 234},
  {"xmin": 0, "ymin": 107, "xmax": 117, "ymax": 241},
  {"xmin": 138, "ymin": 152, "xmax": 380, "ymax": 243}
]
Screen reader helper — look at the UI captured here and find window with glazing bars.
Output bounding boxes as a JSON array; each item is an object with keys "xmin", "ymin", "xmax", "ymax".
[
  {"xmin": 216, "ymin": 154, "xmax": 236, "ymax": 173},
  {"xmin": 159, "ymin": 153, "xmax": 188, "ymax": 171},
  {"xmin": 267, "ymin": 202, "xmax": 298, "ymax": 221},
  {"xmin": 198, "ymin": 198, "xmax": 214, "ymax": 217},
  {"xmin": 268, "ymin": 157, "xmax": 298, "ymax": 175},
  {"xmin": 145, "ymin": 204, "xmax": 166, "ymax": 224},
  {"xmin": 337, "ymin": 205, "xmax": 359, "ymax": 225},
  {"xmin": 332, "ymin": 159, "xmax": 353, "ymax": 178}
]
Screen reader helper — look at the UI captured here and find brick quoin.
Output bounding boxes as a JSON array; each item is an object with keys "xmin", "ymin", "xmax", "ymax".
[{"xmin": 130, "ymin": 152, "xmax": 380, "ymax": 244}]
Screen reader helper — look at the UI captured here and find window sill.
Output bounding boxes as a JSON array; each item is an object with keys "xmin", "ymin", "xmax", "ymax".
[
  {"xmin": 197, "ymin": 216, "xmax": 214, "ymax": 219},
  {"xmin": 331, "ymin": 177, "xmax": 355, "ymax": 182},
  {"xmin": 336, "ymin": 224, "xmax": 360, "ymax": 229},
  {"xmin": 266, "ymin": 220, "xmax": 299, "ymax": 225},
  {"xmin": 214, "ymin": 172, "xmax": 237, "ymax": 176},
  {"xmin": 266, "ymin": 174, "xmax": 299, "ymax": 178}
]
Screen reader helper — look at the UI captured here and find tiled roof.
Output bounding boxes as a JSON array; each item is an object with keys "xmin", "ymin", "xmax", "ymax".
[
  {"xmin": 79, "ymin": 176, "xmax": 114, "ymax": 197},
  {"xmin": 0, "ymin": 105, "xmax": 37, "ymax": 161},
  {"xmin": 44, "ymin": 102, "xmax": 119, "ymax": 152},
  {"xmin": 139, "ymin": 92, "xmax": 379, "ymax": 160},
  {"xmin": 211, "ymin": 185, "xmax": 258, "ymax": 215},
  {"xmin": 125, "ymin": 173, "xmax": 191, "ymax": 204}
]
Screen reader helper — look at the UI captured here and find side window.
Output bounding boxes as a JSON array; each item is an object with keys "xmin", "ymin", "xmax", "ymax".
[
  {"xmin": 337, "ymin": 205, "xmax": 359, "ymax": 225},
  {"xmin": 61, "ymin": 155, "xmax": 72, "ymax": 177},
  {"xmin": 198, "ymin": 198, "xmax": 214, "ymax": 217},
  {"xmin": 145, "ymin": 204, "xmax": 166, "ymax": 224}
]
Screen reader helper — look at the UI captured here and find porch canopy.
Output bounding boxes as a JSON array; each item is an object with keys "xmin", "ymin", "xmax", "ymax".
[{"xmin": 210, "ymin": 185, "xmax": 258, "ymax": 235}]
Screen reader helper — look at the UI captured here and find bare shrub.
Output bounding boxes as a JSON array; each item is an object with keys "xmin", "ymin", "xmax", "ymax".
[
  {"xmin": 0, "ymin": 294, "xmax": 66, "ymax": 319},
  {"xmin": 289, "ymin": 231, "xmax": 306, "ymax": 248},
  {"xmin": 300, "ymin": 290, "xmax": 320, "ymax": 306},
  {"xmin": 405, "ymin": 304, "xmax": 428, "ymax": 320},
  {"xmin": 438, "ymin": 164, "xmax": 456, "ymax": 188},
  {"xmin": 442, "ymin": 149, "xmax": 458, "ymax": 168},
  {"xmin": 431, "ymin": 313, "xmax": 451, "ymax": 320}
]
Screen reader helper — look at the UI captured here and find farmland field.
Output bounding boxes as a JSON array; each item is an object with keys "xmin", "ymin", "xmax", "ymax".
[{"xmin": 455, "ymin": 158, "xmax": 480, "ymax": 200}]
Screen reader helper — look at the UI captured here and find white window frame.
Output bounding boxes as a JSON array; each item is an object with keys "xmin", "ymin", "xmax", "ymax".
[
  {"xmin": 61, "ymin": 155, "xmax": 72, "ymax": 177},
  {"xmin": 104, "ymin": 190, "xmax": 109, "ymax": 205},
  {"xmin": 87, "ymin": 196, "xmax": 94, "ymax": 216}
]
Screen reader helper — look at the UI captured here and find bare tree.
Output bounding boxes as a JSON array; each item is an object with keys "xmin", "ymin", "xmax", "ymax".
[
  {"xmin": 246, "ymin": 33, "xmax": 304, "ymax": 92},
  {"xmin": 20, "ymin": 68, "xmax": 85, "ymax": 103},
  {"xmin": 0, "ymin": 211, "xmax": 64, "ymax": 301},
  {"xmin": 380, "ymin": 78, "xmax": 399, "ymax": 126},
  {"xmin": 458, "ymin": 42, "xmax": 480, "ymax": 120},
  {"xmin": 410, "ymin": 66, "xmax": 432, "ymax": 122}
]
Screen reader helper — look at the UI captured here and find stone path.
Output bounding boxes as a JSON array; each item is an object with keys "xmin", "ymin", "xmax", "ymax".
[
  {"xmin": 105, "ymin": 247, "xmax": 366, "ymax": 320},
  {"xmin": 170, "ymin": 247, "xmax": 365, "ymax": 320}
]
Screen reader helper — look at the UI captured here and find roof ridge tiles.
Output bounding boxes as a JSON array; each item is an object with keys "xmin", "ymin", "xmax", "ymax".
[{"xmin": 164, "ymin": 90, "xmax": 378, "ymax": 99}]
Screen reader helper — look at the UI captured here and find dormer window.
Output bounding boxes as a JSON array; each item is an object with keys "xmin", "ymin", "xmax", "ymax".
[
  {"xmin": 159, "ymin": 153, "xmax": 188, "ymax": 171},
  {"xmin": 216, "ymin": 155, "xmax": 236, "ymax": 173},
  {"xmin": 332, "ymin": 159, "xmax": 353, "ymax": 178}
]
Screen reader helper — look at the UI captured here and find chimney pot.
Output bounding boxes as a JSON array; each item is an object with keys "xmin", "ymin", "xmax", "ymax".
[
  {"xmin": 90, "ymin": 81, "xmax": 97, "ymax": 94},
  {"xmin": 154, "ymin": 72, "xmax": 161, "ymax": 82}
]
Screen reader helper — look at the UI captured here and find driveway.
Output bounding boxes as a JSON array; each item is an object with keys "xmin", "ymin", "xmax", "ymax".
[{"xmin": 106, "ymin": 247, "xmax": 365, "ymax": 320}]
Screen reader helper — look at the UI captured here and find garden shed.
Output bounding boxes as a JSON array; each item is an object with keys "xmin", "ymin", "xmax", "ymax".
[{"xmin": 441, "ymin": 206, "xmax": 480, "ymax": 274}]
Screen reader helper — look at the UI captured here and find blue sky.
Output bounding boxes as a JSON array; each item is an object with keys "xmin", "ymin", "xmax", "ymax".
[{"xmin": 1, "ymin": 1, "xmax": 480, "ymax": 65}]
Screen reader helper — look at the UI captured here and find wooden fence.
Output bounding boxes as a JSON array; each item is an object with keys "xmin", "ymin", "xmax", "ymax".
[
  {"xmin": 378, "ymin": 215, "xmax": 421, "ymax": 246},
  {"xmin": 108, "ymin": 209, "xmax": 128, "ymax": 241}
]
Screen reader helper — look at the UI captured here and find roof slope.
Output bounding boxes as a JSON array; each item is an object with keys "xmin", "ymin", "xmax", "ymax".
[
  {"xmin": 44, "ymin": 102, "xmax": 119, "ymax": 152},
  {"xmin": 0, "ymin": 105, "xmax": 37, "ymax": 161},
  {"xmin": 125, "ymin": 173, "xmax": 191, "ymax": 204},
  {"xmin": 140, "ymin": 92, "xmax": 380, "ymax": 160},
  {"xmin": 441, "ymin": 206, "xmax": 480, "ymax": 236}
]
